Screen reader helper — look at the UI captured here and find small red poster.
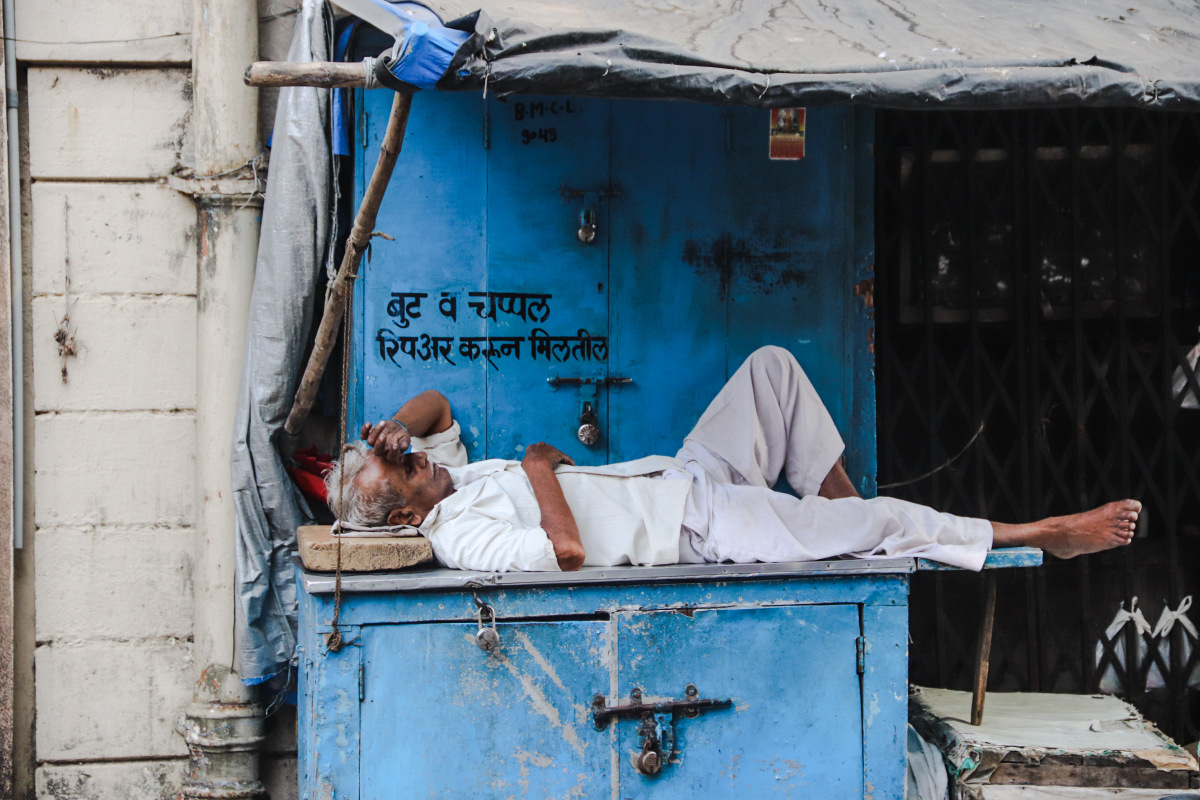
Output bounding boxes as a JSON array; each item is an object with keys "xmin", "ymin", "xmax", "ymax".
[{"xmin": 769, "ymin": 107, "xmax": 806, "ymax": 160}]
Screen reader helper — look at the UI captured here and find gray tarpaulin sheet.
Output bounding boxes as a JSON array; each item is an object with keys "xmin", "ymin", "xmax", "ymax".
[
  {"xmin": 418, "ymin": 0, "xmax": 1200, "ymax": 108},
  {"xmin": 233, "ymin": 0, "xmax": 330, "ymax": 685}
]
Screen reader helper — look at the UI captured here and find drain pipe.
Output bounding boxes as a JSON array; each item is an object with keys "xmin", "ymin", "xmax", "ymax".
[
  {"xmin": 5, "ymin": 0, "xmax": 22, "ymax": 552},
  {"xmin": 174, "ymin": 1, "xmax": 265, "ymax": 798}
]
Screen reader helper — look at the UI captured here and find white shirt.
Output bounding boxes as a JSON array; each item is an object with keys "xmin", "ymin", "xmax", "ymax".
[{"xmin": 412, "ymin": 424, "xmax": 690, "ymax": 572}]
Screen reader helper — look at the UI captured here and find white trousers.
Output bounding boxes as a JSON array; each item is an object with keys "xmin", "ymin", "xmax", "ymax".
[{"xmin": 671, "ymin": 347, "xmax": 993, "ymax": 571}]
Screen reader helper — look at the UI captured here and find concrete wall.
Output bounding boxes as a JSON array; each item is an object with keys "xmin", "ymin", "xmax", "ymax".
[{"xmin": 12, "ymin": 1, "xmax": 301, "ymax": 797}]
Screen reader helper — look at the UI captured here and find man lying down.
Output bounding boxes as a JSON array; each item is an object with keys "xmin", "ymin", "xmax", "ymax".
[{"xmin": 325, "ymin": 346, "xmax": 1139, "ymax": 573}]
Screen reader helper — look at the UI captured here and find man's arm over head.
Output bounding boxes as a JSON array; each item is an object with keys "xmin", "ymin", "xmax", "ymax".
[{"xmin": 361, "ymin": 390, "xmax": 454, "ymax": 463}]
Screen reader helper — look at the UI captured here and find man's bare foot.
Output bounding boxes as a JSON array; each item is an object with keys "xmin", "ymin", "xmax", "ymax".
[{"xmin": 992, "ymin": 500, "xmax": 1141, "ymax": 559}]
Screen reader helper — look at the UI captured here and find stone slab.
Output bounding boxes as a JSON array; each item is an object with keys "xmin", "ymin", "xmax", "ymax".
[
  {"xmin": 297, "ymin": 525, "xmax": 433, "ymax": 572},
  {"xmin": 31, "ymin": 182, "xmax": 198, "ymax": 296},
  {"xmin": 27, "ymin": 67, "xmax": 192, "ymax": 179},
  {"xmin": 32, "ymin": 295, "xmax": 196, "ymax": 411},
  {"xmin": 34, "ymin": 412, "xmax": 195, "ymax": 526},
  {"xmin": 36, "ymin": 759, "xmax": 186, "ymax": 800},
  {"xmin": 35, "ymin": 527, "xmax": 193, "ymax": 641},
  {"xmin": 15, "ymin": 0, "xmax": 191, "ymax": 63},
  {"xmin": 36, "ymin": 638, "xmax": 193, "ymax": 759}
]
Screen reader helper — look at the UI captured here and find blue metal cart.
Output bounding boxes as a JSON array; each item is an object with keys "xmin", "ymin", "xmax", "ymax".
[{"xmin": 296, "ymin": 549, "xmax": 1041, "ymax": 798}]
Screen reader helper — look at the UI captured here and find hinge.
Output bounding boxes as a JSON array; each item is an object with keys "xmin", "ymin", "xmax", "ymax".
[
  {"xmin": 856, "ymin": 636, "xmax": 866, "ymax": 675},
  {"xmin": 358, "ymin": 661, "xmax": 366, "ymax": 702}
]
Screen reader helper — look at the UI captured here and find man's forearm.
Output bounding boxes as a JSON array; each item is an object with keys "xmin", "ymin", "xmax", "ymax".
[
  {"xmin": 393, "ymin": 390, "xmax": 453, "ymax": 437},
  {"xmin": 524, "ymin": 460, "xmax": 585, "ymax": 571}
]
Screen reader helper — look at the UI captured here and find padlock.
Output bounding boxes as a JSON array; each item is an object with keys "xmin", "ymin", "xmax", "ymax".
[
  {"xmin": 577, "ymin": 423, "xmax": 600, "ymax": 445},
  {"xmin": 475, "ymin": 599, "xmax": 501, "ymax": 653},
  {"xmin": 578, "ymin": 400, "xmax": 600, "ymax": 446},
  {"xmin": 475, "ymin": 626, "xmax": 500, "ymax": 652},
  {"xmin": 578, "ymin": 201, "xmax": 597, "ymax": 244},
  {"xmin": 633, "ymin": 748, "xmax": 661, "ymax": 776}
]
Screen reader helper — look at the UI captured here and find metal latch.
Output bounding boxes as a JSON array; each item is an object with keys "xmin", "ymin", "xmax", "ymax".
[
  {"xmin": 546, "ymin": 372, "xmax": 633, "ymax": 447},
  {"xmin": 592, "ymin": 685, "xmax": 733, "ymax": 777},
  {"xmin": 545, "ymin": 376, "xmax": 633, "ymax": 388}
]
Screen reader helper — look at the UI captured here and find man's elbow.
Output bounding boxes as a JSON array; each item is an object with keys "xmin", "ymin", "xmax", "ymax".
[{"xmin": 555, "ymin": 541, "xmax": 586, "ymax": 571}]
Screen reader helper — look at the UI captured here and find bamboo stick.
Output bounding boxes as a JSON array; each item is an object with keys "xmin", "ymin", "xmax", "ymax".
[
  {"xmin": 284, "ymin": 91, "xmax": 413, "ymax": 435},
  {"xmin": 244, "ymin": 61, "xmax": 367, "ymax": 88}
]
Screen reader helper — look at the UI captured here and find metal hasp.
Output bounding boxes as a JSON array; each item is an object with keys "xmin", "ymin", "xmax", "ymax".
[
  {"xmin": 592, "ymin": 685, "xmax": 732, "ymax": 777},
  {"xmin": 547, "ymin": 374, "xmax": 632, "ymax": 446}
]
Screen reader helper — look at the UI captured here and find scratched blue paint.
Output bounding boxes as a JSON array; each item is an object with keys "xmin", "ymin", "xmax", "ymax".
[
  {"xmin": 917, "ymin": 546, "xmax": 1044, "ymax": 571},
  {"xmin": 360, "ymin": 620, "xmax": 611, "ymax": 798},
  {"xmin": 352, "ymin": 93, "xmax": 876, "ymax": 487},
  {"xmin": 297, "ymin": 564, "xmax": 912, "ymax": 798},
  {"xmin": 860, "ymin": 604, "xmax": 909, "ymax": 800},
  {"xmin": 615, "ymin": 606, "xmax": 863, "ymax": 797}
]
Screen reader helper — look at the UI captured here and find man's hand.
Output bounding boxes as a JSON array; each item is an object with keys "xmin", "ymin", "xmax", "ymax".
[
  {"xmin": 522, "ymin": 442, "xmax": 575, "ymax": 470},
  {"xmin": 361, "ymin": 419, "xmax": 411, "ymax": 464}
]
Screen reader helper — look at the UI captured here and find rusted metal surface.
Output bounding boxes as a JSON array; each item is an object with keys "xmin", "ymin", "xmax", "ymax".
[{"xmin": 590, "ymin": 685, "xmax": 733, "ymax": 729}]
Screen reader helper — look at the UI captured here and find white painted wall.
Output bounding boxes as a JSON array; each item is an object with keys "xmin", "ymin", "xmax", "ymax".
[{"xmin": 13, "ymin": 1, "xmax": 301, "ymax": 798}]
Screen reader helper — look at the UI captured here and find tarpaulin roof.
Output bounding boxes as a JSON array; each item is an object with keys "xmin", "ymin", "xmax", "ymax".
[{"xmin": 409, "ymin": 0, "xmax": 1200, "ymax": 109}]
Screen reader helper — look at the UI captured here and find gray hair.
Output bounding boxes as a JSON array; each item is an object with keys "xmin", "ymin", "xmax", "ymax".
[{"xmin": 325, "ymin": 442, "xmax": 407, "ymax": 527}]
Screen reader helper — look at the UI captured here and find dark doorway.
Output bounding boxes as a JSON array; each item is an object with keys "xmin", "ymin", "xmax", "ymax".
[{"xmin": 875, "ymin": 107, "xmax": 1200, "ymax": 742}]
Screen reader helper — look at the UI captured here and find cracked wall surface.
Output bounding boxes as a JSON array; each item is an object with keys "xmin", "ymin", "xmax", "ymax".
[{"xmin": 15, "ymin": 1, "xmax": 300, "ymax": 798}]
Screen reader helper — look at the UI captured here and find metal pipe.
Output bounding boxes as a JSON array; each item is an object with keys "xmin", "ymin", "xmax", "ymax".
[
  {"xmin": 190, "ymin": 0, "xmax": 259, "ymax": 673},
  {"xmin": 4, "ymin": 0, "xmax": 21, "ymax": 550},
  {"xmin": 180, "ymin": 3, "xmax": 265, "ymax": 799}
]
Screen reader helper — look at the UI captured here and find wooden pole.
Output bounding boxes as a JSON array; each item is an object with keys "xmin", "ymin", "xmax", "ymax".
[
  {"xmin": 284, "ymin": 91, "xmax": 413, "ymax": 435},
  {"xmin": 245, "ymin": 61, "xmax": 366, "ymax": 88},
  {"xmin": 970, "ymin": 572, "xmax": 998, "ymax": 726}
]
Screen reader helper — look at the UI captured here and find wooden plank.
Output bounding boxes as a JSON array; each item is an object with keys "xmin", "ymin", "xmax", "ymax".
[
  {"xmin": 990, "ymin": 762, "xmax": 1191, "ymax": 789},
  {"xmin": 971, "ymin": 572, "xmax": 998, "ymax": 725}
]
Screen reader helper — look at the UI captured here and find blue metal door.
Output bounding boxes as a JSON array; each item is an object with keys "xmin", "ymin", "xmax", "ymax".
[
  {"xmin": 359, "ymin": 620, "xmax": 613, "ymax": 799},
  {"xmin": 354, "ymin": 91, "xmax": 875, "ymax": 486},
  {"xmin": 484, "ymin": 96, "xmax": 612, "ymax": 465},
  {"xmin": 613, "ymin": 605, "xmax": 865, "ymax": 797}
]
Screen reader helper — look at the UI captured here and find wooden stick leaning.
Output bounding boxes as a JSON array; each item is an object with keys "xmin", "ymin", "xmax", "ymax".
[
  {"xmin": 244, "ymin": 61, "xmax": 367, "ymax": 88},
  {"xmin": 284, "ymin": 91, "xmax": 413, "ymax": 435}
]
